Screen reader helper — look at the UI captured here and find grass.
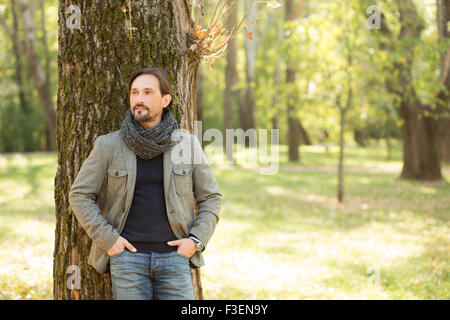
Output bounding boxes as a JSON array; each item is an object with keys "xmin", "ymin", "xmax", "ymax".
[{"xmin": 0, "ymin": 145, "xmax": 448, "ymax": 299}]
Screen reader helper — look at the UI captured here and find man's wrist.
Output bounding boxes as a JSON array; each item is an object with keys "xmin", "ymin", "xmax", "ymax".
[{"xmin": 189, "ymin": 235, "xmax": 204, "ymax": 252}]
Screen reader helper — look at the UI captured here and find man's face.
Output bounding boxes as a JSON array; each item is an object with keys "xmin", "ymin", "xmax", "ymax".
[{"xmin": 129, "ymin": 74, "xmax": 171, "ymax": 126}]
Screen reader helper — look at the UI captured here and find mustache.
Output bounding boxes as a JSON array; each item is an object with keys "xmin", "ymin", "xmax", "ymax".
[{"xmin": 133, "ymin": 104, "xmax": 149, "ymax": 110}]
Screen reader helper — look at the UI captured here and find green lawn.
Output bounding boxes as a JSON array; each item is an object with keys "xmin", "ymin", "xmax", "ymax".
[{"xmin": 0, "ymin": 145, "xmax": 448, "ymax": 299}]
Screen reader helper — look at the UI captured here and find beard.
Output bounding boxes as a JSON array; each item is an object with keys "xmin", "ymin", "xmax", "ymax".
[{"xmin": 132, "ymin": 104, "xmax": 152, "ymax": 122}]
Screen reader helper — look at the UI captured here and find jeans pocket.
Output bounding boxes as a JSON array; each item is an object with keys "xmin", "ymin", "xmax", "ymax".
[
  {"xmin": 175, "ymin": 252, "xmax": 189, "ymax": 259},
  {"xmin": 110, "ymin": 249, "xmax": 126, "ymax": 259}
]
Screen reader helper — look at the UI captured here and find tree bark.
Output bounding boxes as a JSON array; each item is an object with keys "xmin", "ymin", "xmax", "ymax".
[{"xmin": 54, "ymin": 0, "xmax": 203, "ymax": 300}]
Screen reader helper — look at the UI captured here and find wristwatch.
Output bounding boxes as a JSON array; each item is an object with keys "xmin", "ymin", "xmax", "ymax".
[{"xmin": 189, "ymin": 235, "xmax": 204, "ymax": 252}]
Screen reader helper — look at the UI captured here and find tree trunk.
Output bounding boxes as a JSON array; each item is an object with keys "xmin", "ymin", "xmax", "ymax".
[
  {"xmin": 285, "ymin": 0, "xmax": 301, "ymax": 162},
  {"xmin": 271, "ymin": 62, "xmax": 281, "ymax": 130},
  {"xmin": 338, "ymin": 108, "xmax": 347, "ymax": 203},
  {"xmin": 354, "ymin": 129, "xmax": 367, "ymax": 147},
  {"xmin": 398, "ymin": 100, "xmax": 442, "ymax": 180},
  {"xmin": 299, "ymin": 121, "xmax": 312, "ymax": 145},
  {"xmin": 440, "ymin": 121, "xmax": 450, "ymax": 162},
  {"xmin": 224, "ymin": 0, "xmax": 239, "ymax": 137},
  {"xmin": 17, "ymin": 0, "xmax": 56, "ymax": 150},
  {"xmin": 196, "ymin": 65, "xmax": 207, "ymax": 149},
  {"xmin": 39, "ymin": 0, "xmax": 54, "ymax": 152},
  {"xmin": 11, "ymin": 0, "xmax": 33, "ymax": 152},
  {"xmin": 54, "ymin": 0, "xmax": 203, "ymax": 300},
  {"xmin": 396, "ymin": 0, "xmax": 442, "ymax": 180},
  {"xmin": 239, "ymin": 0, "xmax": 257, "ymax": 132},
  {"xmin": 11, "ymin": 0, "xmax": 28, "ymax": 114}
]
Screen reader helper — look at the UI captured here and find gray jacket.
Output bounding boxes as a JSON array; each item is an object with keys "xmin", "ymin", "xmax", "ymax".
[{"xmin": 69, "ymin": 129, "xmax": 222, "ymax": 274}]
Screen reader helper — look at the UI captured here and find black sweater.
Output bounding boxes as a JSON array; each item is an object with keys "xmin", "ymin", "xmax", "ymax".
[{"xmin": 120, "ymin": 153, "xmax": 178, "ymax": 253}]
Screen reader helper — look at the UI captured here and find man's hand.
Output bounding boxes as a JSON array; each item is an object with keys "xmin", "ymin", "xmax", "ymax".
[
  {"xmin": 167, "ymin": 238, "xmax": 196, "ymax": 258},
  {"xmin": 107, "ymin": 236, "xmax": 137, "ymax": 256}
]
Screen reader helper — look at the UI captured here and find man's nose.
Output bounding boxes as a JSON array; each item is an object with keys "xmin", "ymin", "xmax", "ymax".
[{"xmin": 136, "ymin": 93, "xmax": 145, "ymax": 103}]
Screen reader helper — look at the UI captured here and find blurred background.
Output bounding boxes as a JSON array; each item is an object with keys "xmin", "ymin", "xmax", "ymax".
[{"xmin": 0, "ymin": 0, "xmax": 448, "ymax": 299}]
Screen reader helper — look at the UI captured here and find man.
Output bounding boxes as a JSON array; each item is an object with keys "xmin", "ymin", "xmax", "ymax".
[{"xmin": 69, "ymin": 67, "xmax": 222, "ymax": 300}]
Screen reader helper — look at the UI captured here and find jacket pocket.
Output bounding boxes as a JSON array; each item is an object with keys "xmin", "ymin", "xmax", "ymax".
[
  {"xmin": 106, "ymin": 168, "xmax": 128, "ymax": 196},
  {"xmin": 173, "ymin": 167, "xmax": 193, "ymax": 195}
]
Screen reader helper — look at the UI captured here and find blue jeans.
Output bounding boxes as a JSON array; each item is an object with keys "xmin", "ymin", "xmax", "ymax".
[{"xmin": 109, "ymin": 250, "xmax": 195, "ymax": 300}]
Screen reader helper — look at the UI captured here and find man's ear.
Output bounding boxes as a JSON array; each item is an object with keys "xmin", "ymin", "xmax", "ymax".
[{"xmin": 163, "ymin": 94, "xmax": 172, "ymax": 109}]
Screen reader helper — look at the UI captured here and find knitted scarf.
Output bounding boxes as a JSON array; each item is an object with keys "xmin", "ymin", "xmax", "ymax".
[{"xmin": 120, "ymin": 108, "xmax": 180, "ymax": 160}]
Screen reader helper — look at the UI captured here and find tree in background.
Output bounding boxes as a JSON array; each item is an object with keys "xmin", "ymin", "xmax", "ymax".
[
  {"xmin": 0, "ymin": 0, "xmax": 56, "ymax": 150},
  {"xmin": 223, "ymin": 0, "xmax": 242, "ymax": 140},
  {"xmin": 364, "ymin": 0, "xmax": 449, "ymax": 181},
  {"xmin": 436, "ymin": 0, "xmax": 450, "ymax": 163},
  {"xmin": 0, "ymin": 0, "xmax": 57, "ymax": 152}
]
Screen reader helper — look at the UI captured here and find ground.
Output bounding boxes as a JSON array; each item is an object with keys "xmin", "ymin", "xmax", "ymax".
[{"xmin": 0, "ymin": 144, "xmax": 448, "ymax": 299}]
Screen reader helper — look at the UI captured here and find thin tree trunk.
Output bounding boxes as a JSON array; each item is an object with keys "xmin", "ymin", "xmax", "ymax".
[
  {"xmin": 286, "ymin": 68, "xmax": 301, "ymax": 161},
  {"xmin": 55, "ymin": 0, "xmax": 202, "ymax": 300},
  {"xmin": 224, "ymin": 0, "xmax": 239, "ymax": 138},
  {"xmin": 196, "ymin": 65, "xmax": 207, "ymax": 149},
  {"xmin": 285, "ymin": 0, "xmax": 301, "ymax": 161},
  {"xmin": 338, "ymin": 108, "xmax": 346, "ymax": 202},
  {"xmin": 11, "ymin": 0, "xmax": 28, "ymax": 114},
  {"xmin": 337, "ymin": 89, "xmax": 352, "ymax": 203},
  {"xmin": 271, "ymin": 62, "xmax": 281, "ymax": 130},
  {"xmin": 11, "ymin": 0, "xmax": 33, "ymax": 152},
  {"xmin": 17, "ymin": 0, "xmax": 56, "ymax": 150},
  {"xmin": 39, "ymin": 0, "xmax": 53, "ymax": 151},
  {"xmin": 299, "ymin": 122, "xmax": 311, "ymax": 145},
  {"xmin": 240, "ymin": 0, "xmax": 257, "ymax": 133}
]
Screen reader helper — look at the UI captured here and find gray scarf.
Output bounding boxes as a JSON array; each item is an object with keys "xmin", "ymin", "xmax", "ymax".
[{"xmin": 120, "ymin": 109, "xmax": 180, "ymax": 160}]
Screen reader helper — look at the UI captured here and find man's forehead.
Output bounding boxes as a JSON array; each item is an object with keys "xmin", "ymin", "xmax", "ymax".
[{"xmin": 131, "ymin": 74, "xmax": 160, "ymax": 90}]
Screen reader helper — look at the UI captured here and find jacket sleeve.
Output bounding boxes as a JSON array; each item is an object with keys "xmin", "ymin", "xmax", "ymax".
[
  {"xmin": 188, "ymin": 134, "xmax": 223, "ymax": 250},
  {"xmin": 68, "ymin": 136, "xmax": 120, "ymax": 252}
]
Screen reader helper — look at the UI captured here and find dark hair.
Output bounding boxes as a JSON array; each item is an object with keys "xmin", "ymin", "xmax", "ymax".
[{"xmin": 128, "ymin": 67, "xmax": 174, "ymax": 111}]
